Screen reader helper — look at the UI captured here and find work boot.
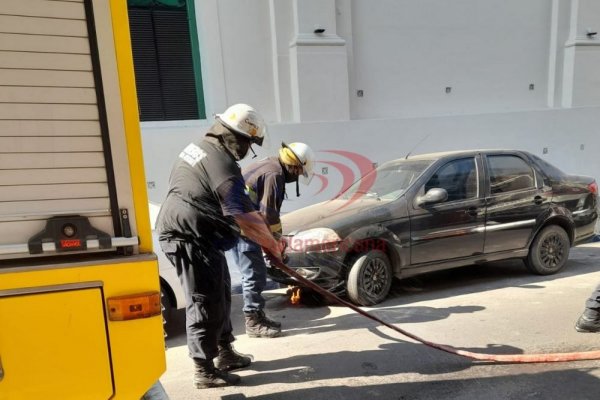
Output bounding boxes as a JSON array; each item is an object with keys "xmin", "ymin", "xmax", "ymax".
[
  {"xmin": 193, "ymin": 358, "xmax": 240, "ymax": 389},
  {"xmin": 245, "ymin": 311, "xmax": 282, "ymax": 338},
  {"xmin": 257, "ymin": 310, "xmax": 282, "ymax": 328},
  {"xmin": 214, "ymin": 342, "xmax": 252, "ymax": 371},
  {"xmin": 575, "ymin": 314, "xmax": 600, "ymax": 333}
]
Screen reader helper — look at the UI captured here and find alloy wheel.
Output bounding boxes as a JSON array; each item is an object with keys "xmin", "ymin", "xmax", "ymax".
[
  {"xmin": 362, "ymin": 257, "xmax": 390, "ymax": 297},
  {"xmin": 539, "ymin": 233, "xmax": 565, "ymax": 268}
]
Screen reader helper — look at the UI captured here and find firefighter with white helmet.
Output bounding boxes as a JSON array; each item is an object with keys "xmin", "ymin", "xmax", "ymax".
[
  {"xmin": 226, "ymin": 141, "xmax": 316, "ymax": 338},
  {"xmin": 156, "ymin": 104, "xmax": 282, "ymax": 389}
]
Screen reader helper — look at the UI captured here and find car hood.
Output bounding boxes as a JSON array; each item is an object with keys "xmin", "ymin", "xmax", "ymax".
[{"xmin": 282, "ymin": 198, "xmax": 395, "ymax": 236}]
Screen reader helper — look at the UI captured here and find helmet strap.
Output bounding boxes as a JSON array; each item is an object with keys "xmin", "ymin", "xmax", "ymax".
[
  {"xmin": 296, "ymin": 179, "xmax": 300, "ymax": 197},
  {"xmin": 249, "ymin": 145, "xmax": 257, "ymax": 159}
]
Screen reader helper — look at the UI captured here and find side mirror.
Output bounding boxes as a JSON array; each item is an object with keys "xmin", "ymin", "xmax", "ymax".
[{"xmin": 416, "ymin": 188, "xmax": 448, "ymax": 206}]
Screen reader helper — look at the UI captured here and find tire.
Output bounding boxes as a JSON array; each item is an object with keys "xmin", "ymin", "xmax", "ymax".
[
  {"xmin": 347, "ymin": 250, "xmax": 393, "ymax": 306},
  {"xmin": 526, "ymin": 225, "xmax": 570, "ymax": 275}
]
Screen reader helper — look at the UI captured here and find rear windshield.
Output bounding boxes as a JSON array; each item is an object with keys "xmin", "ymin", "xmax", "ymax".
[{"xmin": 339, "ymin": 159, "xmax": 434, "ymax": 201}]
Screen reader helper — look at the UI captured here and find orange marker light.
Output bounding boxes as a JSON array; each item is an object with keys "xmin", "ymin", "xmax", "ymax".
[{"xmin": 107, "ymin": 292, "xmax": 161, "ymax": 321}]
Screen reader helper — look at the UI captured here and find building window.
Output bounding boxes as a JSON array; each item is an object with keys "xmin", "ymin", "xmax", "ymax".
[{"xmin": 128, "ymin": 0, "xmax": 205, "ymax": 121}]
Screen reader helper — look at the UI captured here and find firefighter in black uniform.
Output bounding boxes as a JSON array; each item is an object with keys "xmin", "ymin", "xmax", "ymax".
[
  {"xmin": 226, "ymin": 142, "xmax": 315, "ymax": 337},
  {"xmin": 156, "ymin": 104, "xmax": 283, "ymax": 389}
]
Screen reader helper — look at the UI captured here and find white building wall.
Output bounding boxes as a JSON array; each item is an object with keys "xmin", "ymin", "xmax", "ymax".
[
  {"xmin": 142, "ymin": 0, "xmax": 600, "ymax": 221},
  {"xmin": 349, "ymin": 0, "xmax": 551, "ymax": 119},
  {"xmin": 143, "ymin": 107, "xmax": 600, "ymax": 219}
]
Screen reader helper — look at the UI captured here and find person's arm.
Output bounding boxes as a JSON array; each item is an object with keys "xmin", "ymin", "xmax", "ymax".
[
  {"xmin": 258, "ymin": 172, "xmax": 284, "ymax": 236},
  {"xmin": 234, "ymin": 212, "xmax": 282, "ymax": 260},
  {"xmin": 216, "ymin": 177, "xmax": 283, "ymax": 261}
]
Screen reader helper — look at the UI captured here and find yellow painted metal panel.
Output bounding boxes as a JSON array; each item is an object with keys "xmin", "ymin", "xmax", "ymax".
[
  {"xmin": 0, "ymin": 1, "xmax": 165, "ymax": 397},
  {"xmin": 110, "ymin": 0, "xmax": 153, "ymax": 253},
  {"xmin": 0, "ymin": 258, "xmax": 165, "ymax": 399},
  {"xmin": 0, "ymin": 288, "xmax": 113, "ymax": 400}
]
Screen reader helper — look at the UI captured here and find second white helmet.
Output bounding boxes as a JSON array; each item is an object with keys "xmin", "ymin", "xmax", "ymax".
[{"xmin": 216, "ymin": 103, "xmax": 267, "ymax": 146}]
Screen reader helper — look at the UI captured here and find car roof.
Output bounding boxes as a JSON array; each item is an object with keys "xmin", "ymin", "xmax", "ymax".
[{"xmin": 405, "ymin": 149, "xmax": 527, "ymax": 161}]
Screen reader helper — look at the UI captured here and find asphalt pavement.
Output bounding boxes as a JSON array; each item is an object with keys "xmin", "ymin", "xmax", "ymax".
[{"xmin": 161, "ymin": 243, "xmax": 600, "ymax": 400}]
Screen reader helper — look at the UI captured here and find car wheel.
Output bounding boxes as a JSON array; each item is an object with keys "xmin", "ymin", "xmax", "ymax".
[
  {"xmin": 347, "ymin": 250, "xmax": 393, "ymax": 306},
  {"xmin": 526, "ymin": 225, "xmax": 570, "ymax": 275}
]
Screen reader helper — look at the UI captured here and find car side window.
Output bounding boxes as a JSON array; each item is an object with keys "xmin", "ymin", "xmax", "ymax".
[
  {"xmin": 424, "ymin": 158, "xmax": 478, "ymax": 202},
  {"xmin": 488, "ymin": 155, "xmax": 535, "ymax": 195}
]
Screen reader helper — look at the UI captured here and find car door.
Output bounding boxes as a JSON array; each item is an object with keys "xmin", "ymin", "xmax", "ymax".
[
  {"xmin": 409, "ymin": 156, "xmax": 486, "ymax": 264},
  {"xmin": 483, "ymin": 153, "xmax": 550, "ymax": 253}
]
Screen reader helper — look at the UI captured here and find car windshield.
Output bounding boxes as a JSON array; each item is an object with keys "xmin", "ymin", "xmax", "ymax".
[{"xmin": 339, "ymin": 159, "xmax": 434, "ymax": 201}]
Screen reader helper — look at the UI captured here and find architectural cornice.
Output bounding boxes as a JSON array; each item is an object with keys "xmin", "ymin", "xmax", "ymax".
[
  {"xmin": 290, "ymin": 33, "xmax": 346, "ymax": 47},
  {"xmin": 565, "ymin": 37, "xmax": 600, "ymax": 47}
]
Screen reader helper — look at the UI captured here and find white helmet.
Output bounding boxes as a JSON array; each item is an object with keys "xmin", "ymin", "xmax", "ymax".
[
  {"xmin": 216, "ymin": 103, "xmax": 267, "ymax": 146},
  {"xmin": 279, "ymin": 142, "xmax": 316, "ymax": 184}
]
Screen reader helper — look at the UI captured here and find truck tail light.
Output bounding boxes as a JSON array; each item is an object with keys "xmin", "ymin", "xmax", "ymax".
[
  {"xmin": 588, "ymin": 181, "xmax": 598, "ymax": 196},
  {"xmin": 107, "ymin": 292, "xmax": 161, "ymax": 321}
]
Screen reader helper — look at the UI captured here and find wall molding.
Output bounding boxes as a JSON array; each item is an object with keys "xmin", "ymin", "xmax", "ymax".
[
  {"xmin": 565, "ymin": 38, "xmax": 600, "ymax": 47},
  {"xmin": 290, "ymin": 33, "xmax": 346, "ymax": 47}
]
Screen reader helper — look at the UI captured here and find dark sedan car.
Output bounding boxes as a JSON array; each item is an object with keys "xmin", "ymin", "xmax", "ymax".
[{"xmin": 269, "ymin": 150, "xmax": 598, "ymax": 306}]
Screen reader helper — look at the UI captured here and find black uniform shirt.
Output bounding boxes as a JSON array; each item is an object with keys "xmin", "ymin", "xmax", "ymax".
[{"xmin": 156, "ymin": 137, "xmax": 254, "ymax": 250}]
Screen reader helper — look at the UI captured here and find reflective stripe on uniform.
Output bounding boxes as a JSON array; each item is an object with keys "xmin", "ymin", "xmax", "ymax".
[
  {"xmin": 269, "ymin": 222, "xmax": 282, "ymax": 233},
  {"xmin": 245, "ymin": 184, "xmax": 258, "ymax": 205}
]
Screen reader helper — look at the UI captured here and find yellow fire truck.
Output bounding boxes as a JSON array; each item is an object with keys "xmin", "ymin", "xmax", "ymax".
[{"xmin": 0, "ymin": 0, "xmax": 165, "ymax": 398}]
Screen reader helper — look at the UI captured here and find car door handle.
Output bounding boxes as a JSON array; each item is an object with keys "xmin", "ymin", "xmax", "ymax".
[
  {"xmin": 533, "ymin": 196, "xmax": 544, "ymax": 205},
  {"xmin": 465, "ymin": 207, "xmax": 478, "ymax": 217}
]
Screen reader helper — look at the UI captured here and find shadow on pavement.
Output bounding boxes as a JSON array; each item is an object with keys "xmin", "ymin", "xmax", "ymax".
[
  {"xmin": 244, "ymin": 340, "xmax": 475, "ymax": 384},
  {"xmin": 274, "ymin": 304, "xmax": 486, "ymax": 339},
  {"xmin": 221, "ymin": 368, "xmax": 600, "ymax": 400}
]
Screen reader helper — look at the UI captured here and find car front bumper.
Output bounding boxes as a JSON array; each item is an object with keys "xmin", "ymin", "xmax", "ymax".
[{"xmin": 267, "ymin": 250, "xmax": 347, "ymax": 293}]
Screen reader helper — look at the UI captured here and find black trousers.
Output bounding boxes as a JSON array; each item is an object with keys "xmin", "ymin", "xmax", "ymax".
[
  {"xmin": 584, "ymin": 282, "xmax": 600, "ymax": 318},
  {"xmin": 160, "ymin": 240, "xmax": 234, "ymax": 361}
]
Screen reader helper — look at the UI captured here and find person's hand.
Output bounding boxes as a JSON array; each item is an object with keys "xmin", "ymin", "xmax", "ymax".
[
  {"xmin": 277, "ymin": 238, "xmax": 290, "ymax": 264},
  {"xmin": 277, "ymin": 237, "xmax": 286, "ymax": 254},
  {"xmin": 264, "ymin": 239, "xmax": 282, "ymax": 263},
  {"xmin": 263, "ymin": 237, "xmax": 288, "ymax": 266},
  {"xmin": 263, "ymin": 248, "xmax": 282, "ymax": 266}
]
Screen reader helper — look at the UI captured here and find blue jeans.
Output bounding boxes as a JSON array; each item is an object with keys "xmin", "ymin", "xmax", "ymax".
[{"xmin": 225, "ymin": 237, "xmax": 266, "ymax": 313}]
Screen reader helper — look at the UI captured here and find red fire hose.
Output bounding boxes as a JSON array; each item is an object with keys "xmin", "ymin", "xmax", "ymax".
[{"xmin": 270, "ymin": 257, "xmax": 600, "ymax": 363}]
